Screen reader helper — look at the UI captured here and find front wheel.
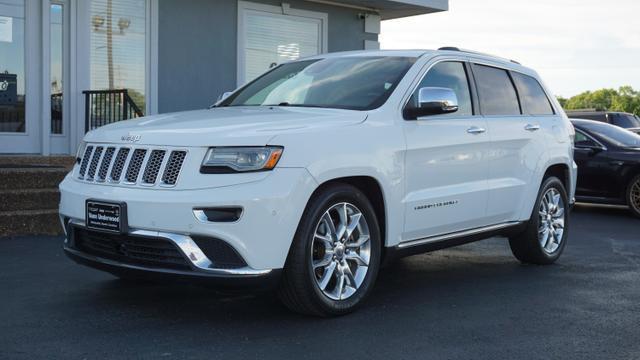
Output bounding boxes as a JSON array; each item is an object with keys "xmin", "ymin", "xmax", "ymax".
[
  {"xmin": 509, "ymin": 176, "xmax": 569, "ymax": 265},
  {"xmin": 627, "ymin": 174, "xmax": 640, "ymax": 218},
  {"xmin": 278, "ymin": 184, "xmax": 381, "ymax": 316}
]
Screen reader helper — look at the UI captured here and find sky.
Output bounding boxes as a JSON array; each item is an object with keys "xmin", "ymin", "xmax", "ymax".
[{"xmin": 380, "ymin": 0, "xmax": 640, "ymax": 98}]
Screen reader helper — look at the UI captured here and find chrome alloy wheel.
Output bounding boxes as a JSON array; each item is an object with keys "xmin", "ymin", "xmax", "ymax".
[
  {"xmin": 631, "ymin": 179, "xmax": 640, "ymax": 213},
  {"xmin": 538, "ymin": 188, "xmax": 566, "ymax": 254},
  {"xmin": 311, "ymin": 202, "xmax": 371, "ymax": 301}
]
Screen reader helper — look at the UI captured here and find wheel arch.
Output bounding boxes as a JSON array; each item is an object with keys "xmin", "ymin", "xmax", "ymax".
[
  {"xmin": 307, "ymin": 176, "xmax": 388, "ymax": 249},
  {"xmin": 623, "ymin": 165, "xmax": 640, "ymax": 205},
  {"xmin": 543, "ymin": 163, "xmax": 571, "ymax": 194},
  {"xmin": 518, "ymin": 158, "xmax": 573, "ymax": 221}
]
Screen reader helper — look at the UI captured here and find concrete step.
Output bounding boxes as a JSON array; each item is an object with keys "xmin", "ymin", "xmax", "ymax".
[
  {"xmin": 0, "ymin": 155, "xmax": 76, "ymax": 170},
  {"xmin": 0, "ymin": 167, "xmax": 69, "ymax": 190},
  {"xmin": 0, "ymin": 209, "xmax": 63, "ymax": 237},
  {"xmin": 0, "ymin": 188, "xmax": 60, "ymax": 212}
]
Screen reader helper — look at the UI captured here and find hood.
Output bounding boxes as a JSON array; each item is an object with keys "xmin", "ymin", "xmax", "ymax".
[{"xmin": 84, "ymin": 106, "xmax": 368, "ymax": 147}]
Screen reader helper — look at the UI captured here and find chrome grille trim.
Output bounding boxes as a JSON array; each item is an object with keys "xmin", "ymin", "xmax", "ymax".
[{"xmin": 76, "ymin": 144, "xmax": 186, "ymax": 187}]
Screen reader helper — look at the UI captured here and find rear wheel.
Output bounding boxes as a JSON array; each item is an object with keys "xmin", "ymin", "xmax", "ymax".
[
  {"xmin": 509, "ymin": 176, "xmax": 569, "ymax": 265},
  {"xmin": 627, "ymin": 175, "xmax": 640, "ymax": 218},
  {"xmin": 278, "ymin": 184, "xmax": 381, "ymax": 316}
]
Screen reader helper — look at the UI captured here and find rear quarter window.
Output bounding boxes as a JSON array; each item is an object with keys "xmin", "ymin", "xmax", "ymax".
[
  {"xmin": 511, "ymin": 72, "xmax": 555, "ymax": 115},
  {"xmin": 472, "ymin": 64, "xmax": 521, "ymax": 116}
]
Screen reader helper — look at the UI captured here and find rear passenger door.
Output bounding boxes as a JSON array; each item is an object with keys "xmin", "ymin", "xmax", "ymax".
[{"xmin": 471, "ymin": 64, "xmax": 550, "ymax": 224}]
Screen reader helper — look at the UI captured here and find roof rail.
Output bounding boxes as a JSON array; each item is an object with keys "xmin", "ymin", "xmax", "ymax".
[{"xmin": 437, "ymin": 47, "xmax": 521, "ymax": 65}]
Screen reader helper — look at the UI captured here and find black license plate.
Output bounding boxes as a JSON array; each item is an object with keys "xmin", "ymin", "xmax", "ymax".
[{"xmin": 86, "ymin": 200, "xmax": 128, "ymax": 233}]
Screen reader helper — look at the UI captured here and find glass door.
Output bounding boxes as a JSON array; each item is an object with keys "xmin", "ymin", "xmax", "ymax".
[
  {"xmin": 0, "ymin": 0, "xmax": 39, "ymax": 153},
  {"xmin": 49, "ymin": 0, "xmax": 71, "ymax": 154}
]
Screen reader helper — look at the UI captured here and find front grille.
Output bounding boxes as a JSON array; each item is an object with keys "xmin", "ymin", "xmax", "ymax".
[
  {"xmin": 109, "ymin": 148, "xmax": 130, "ymax": 181},
  {"xmin": 73, "ymin": 227, "xmax": 192, "ymax": 271},
  {"xmin": 86, "ymin": 147, "xmax": 104, "ymax": 179},
  {"xmin": 142, "ymin": 150, "xmax": 166, "ymax": 184},
  {"xmin": 78, "ymin": 146, "xmax": 94, "ymax": 178},
  {"xmin": 76, "ymin": 144, "xmax": 187, "ymax": 187},
  {"xmin": 96, "ymin": 147, "xmax": 115, "ymax": 181},
  {"xmin": 161, "ymin": 151, "xmax": 187, "ymax": 185},
  {"xmin": 125, "ymin": 149, "xmax": 147, "ymax": 183}
]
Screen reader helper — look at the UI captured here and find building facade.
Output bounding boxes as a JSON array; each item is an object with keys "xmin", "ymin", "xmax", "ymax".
[{"xmin": 0, "ymin": 0, "xmax": 447, "ymax": 155}]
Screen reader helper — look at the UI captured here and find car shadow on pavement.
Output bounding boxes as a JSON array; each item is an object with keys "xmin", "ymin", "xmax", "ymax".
[
  {"xmin": 46, "ymin": 204, "xmax": 636, "ymax": 327},
  {"xmin": 77, "ymin": 238, "xmax": 559, "ymax": 325}
]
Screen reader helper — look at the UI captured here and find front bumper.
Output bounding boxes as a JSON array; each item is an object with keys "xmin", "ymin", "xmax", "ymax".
[
  {"xmin": 64, "ymin": 247, "xmax": 282, "ymax": 289},
  {"xmin": 59, "ymin": 167, "xmax": 319, "ymax": 271}
]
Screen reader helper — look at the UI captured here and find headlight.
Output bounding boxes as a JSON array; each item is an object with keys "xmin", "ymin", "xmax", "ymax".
[{"xmin": 201, "ymin": 146, "xmax": 284, "ymax": 173}]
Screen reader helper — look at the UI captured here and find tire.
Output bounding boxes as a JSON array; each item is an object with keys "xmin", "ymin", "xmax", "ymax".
[
  {"xmin": 627, "ymin": 174, "xmax": 640, "ymax": 218},
  {"xmin": 509, "ymin": 176, "xmax": 569, "ymax": 265},
  {"xmin": 278, "ymin": 183, "xmax": 382, "ymax": 317}
]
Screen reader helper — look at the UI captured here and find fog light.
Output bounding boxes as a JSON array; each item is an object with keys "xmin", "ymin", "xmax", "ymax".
[{"xmin": 193, "ymin": 207, "xmax": 243, "ymax": 223}]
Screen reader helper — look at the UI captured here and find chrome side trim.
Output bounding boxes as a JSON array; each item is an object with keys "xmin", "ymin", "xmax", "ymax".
[
  {"xmin": 398, "ymin": 221, "xmax": 522, "ymax": 249},
  {"xmin": 67, "ymin": 219, "xmax": 271, "ymax": 277}
]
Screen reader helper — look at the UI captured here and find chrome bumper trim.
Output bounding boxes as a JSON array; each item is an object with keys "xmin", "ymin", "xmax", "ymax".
[{"xmin": 67, "ymin": 219, "xmax": 271, "ymax": 277}]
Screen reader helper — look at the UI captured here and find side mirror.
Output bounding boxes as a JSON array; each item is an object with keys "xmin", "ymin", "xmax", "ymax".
[
  {"xmin": 406, "ymin": 87, "xmax": 459, "ymax": 119},
  {"xmin": 211, "ymin": 91, "xmax": 234, "ymax": 108},
  {"xmin": 574, "ymin": 144, "xmax": 605, "ymax": 155},
  {"xmin": 218, "ymin": 91, "xmax": 233, "ymax": 102}
]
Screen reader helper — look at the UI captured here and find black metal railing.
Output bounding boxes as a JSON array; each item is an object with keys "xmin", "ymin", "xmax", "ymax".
[{"xmin": 83, "ymin": 89, "xmax": 144, "ymax": 132}]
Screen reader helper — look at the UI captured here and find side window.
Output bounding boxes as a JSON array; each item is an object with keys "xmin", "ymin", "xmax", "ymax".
[
  {"xmin": 473, "ymin": 64, "xmax": 521, "ymax": 115},
  {"xmin": 574, "ymin": 130, "xmax": 596, "ymax": 147},
  {"xmin": 409, "ymin": 61, "xmax": 473, "ymax": 116},
  {"xmin": 511, "ymin": 72, "xmax": 554, "ymax": 115}
]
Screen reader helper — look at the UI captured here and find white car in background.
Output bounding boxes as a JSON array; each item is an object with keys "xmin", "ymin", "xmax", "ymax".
[{"xmin": 59, "ymin": 48, "xmax": 577, "ymax": 316}]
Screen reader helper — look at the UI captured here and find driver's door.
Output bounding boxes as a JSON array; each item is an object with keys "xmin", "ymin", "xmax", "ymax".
[{"xmin": 402, "ymin": 61, "xmax": 491, "ymax": 241}]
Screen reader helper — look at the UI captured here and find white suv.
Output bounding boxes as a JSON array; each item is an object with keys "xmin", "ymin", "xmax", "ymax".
[{"xmin": 59, "ymin": 48, "xmax": 577, "ymax": 316}]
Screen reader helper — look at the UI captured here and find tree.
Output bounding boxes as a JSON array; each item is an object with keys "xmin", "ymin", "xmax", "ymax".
[
  {"xmin": 557, "ymin": 96, "xmax": 568, "ymax": 108},
  {"xmin": 558, "ymin": 86, "xmax": 640, "ymax": 116}
]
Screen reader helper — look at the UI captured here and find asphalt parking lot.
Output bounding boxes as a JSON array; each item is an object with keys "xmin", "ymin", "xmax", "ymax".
[{"xmin": 1, "ymin": 205, "xmax": 639, "ymax": 360}]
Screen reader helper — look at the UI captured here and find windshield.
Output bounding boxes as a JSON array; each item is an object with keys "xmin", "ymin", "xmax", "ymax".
[
  {"xmin": 583, "ymin": 121, "xmax": 640, "ymax": 147},
  {"xmin": 219, "ymin": 56, "xmax": 416, "ymax": 111},
  {"xmin": 610, "ymin": 113, "xmax": 640, "ymax": 128}
]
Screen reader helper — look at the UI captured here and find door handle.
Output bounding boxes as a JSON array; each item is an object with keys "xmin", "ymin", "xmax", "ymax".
[
  {"xmin": 525, "ymin": 124, "xmax": 541, "ymax": 131},
  {"xmin": 467, "ymin": 126, "xmax": 486, "ymax": 134}
]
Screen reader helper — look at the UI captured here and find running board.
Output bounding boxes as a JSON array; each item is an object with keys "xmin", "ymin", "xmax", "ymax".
[
  {"xmin": 398, "ymin": 222, "xmax": 523, "ymax": 249},
  {"xmin": 383, "ymin": 221, "xmax": 525, "ymax": 265}
]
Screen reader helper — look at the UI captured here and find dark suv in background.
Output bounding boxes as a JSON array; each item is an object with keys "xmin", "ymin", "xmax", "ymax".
[{"xmin": 566, "ymin": 110, "xmax": 640, "ymax": 134}]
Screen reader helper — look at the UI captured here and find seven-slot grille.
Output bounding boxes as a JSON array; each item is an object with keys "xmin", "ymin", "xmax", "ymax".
[{"xmin": 78, "ymin": 145, "xmax": 187, "ymax": 186}]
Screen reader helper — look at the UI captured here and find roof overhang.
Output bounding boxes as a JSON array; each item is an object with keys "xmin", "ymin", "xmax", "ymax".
[{"xmin": 306, "ymin": 0, "xmax": 448, "ymax": 20}]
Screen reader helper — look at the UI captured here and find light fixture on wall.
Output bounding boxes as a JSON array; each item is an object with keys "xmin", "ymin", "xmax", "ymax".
[
  {"xmin": 117, "ymin": 18, "xmax": 130, "ymax": 34},
  {"xmin": 92, "ymin": 15, "xmax": 104, "ymax": 31},
  {"xmin": 92, "ymin": 15, "xmax": 131, "ymax": 34}
]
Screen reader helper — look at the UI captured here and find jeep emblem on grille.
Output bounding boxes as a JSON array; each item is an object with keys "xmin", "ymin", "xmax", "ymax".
[{"xmin": 121, "ymin": 134, "xmax": 141, "ymax": 143}]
